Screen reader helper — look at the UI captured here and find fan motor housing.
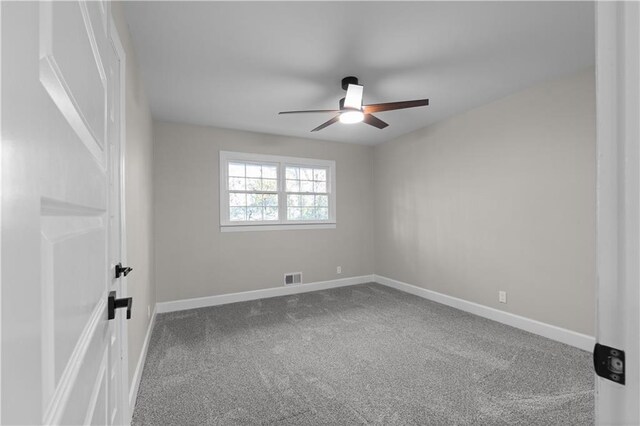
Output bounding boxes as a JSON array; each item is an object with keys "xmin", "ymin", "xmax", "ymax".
[{"xmin": 341, "ymin": 76, "xmax": 359, "ymax": 91}]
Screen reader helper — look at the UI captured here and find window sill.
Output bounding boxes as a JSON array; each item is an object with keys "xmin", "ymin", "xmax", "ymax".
[{"xmin": 220, "ymin": 223, "xmax": 336, "ymax": 232}]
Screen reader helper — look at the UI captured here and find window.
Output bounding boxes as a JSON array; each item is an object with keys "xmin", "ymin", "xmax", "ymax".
[
  {"xmin": 220, "ymin": 151, "xmax": 336, "ymax": 231},
  {"xmin": 285, "ymin": 166, "xmax": 329, "ymax": 221}
]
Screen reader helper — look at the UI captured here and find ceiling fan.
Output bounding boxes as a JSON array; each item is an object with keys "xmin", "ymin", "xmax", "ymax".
[{"xmin": 279, "ymin": 76, "xmax": 429, "ymax": 132}]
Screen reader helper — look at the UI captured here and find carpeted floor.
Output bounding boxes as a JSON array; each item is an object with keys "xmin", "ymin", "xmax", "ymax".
[{"xmin": 132, "ymin": 283, "xmax": 594, "ymax": 425}]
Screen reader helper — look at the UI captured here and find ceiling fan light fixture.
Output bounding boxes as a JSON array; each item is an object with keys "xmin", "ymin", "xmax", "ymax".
[
  {"xmin": 279, "ymin": 76, "xmax": 429, "ymax": 132},
  {"xmin": 339, "ymin": 110, "xmax": 364, "ymax": 124}
]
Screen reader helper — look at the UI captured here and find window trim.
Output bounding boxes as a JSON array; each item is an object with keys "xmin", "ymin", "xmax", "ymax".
[{"xmin": 220, "ymin": 151, "xmax": 336, "ymax": 231}]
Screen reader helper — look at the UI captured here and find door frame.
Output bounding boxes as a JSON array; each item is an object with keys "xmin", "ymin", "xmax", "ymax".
[
  {"xmin": 0, "ymin": 2, "xmax": 3, "ymax": 422},
  {"xmin": 108, "ymin": 14, "xmax": 131, "ymax": 425},
  {"xmin": 595, "ymin": 2, "xmax": 640, "ymax": 424}
]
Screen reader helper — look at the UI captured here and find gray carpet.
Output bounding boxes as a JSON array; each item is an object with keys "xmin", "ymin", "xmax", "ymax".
[{"xmin": 132, "ymin": 283, "xmax": 594, "ymax": 425}]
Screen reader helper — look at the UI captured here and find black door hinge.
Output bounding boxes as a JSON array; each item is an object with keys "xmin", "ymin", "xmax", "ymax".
[{"xmin": 594, "ymin": 343, "xmax": 625, "ymax": 385}]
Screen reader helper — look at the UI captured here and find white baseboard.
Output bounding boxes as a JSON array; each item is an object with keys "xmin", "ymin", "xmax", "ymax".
[
  {"xmin": 374, "ymin": 275, "xmax": 595, "ymax": 352},
  {"xmin": 156, "ymin": 275, "xmax": 375, "ymax": 314},
  {"xmin": 128, "ymin": 307, "xmax": 156, "ymax": 421},
  {"xmin": 153, "ymin": 274, "xmax": 593, "ymax": 351}
]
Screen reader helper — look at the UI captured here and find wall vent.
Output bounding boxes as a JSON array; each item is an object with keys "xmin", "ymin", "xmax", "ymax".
[{"xmin": 284, "ymin": 272, "xmax": 302, "ymax": 286}]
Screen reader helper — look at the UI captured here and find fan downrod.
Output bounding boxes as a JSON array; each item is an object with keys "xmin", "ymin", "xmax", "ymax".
[{"xmin": 341, "ymin": 76, "xmax": 359, "ymax": 91}]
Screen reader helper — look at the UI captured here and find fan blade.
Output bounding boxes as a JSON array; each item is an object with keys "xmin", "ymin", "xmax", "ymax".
[
  {"xmin": 363, "ymin": 99, "xmax": 429, "ymax": 114},
  {"xmin": 279, "ymin": 109, "xmax": 339, "ymax": 114},
  {"xmin": 344, "ymin": 84, "xmax": 364, "ymax": 109},
  {"xmin": 311, "ymin": 115, "xmax": 340, "ymax": 132},
  {"xmin": 363, "ymin": 114, "xmax": 389, "ymax": 129}
]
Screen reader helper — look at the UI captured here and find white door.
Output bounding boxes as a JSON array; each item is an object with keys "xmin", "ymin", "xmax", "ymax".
[
  {"xmin": 595, "ymin": 2, "xmax": 640, "ymax": 424},
  {"xmin": 1, "ymin": 1, "xmax": 128, "ymax": 424}
]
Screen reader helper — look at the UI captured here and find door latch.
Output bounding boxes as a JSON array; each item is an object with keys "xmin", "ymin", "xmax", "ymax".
[
  {"xmin": 594, "ymin": 343, "xmax": 625, "ymax": 385},
  {"xmin": 115, "ymin": 263, "xmax": 133, "ymax": 278},
  {"xmin": 108, "ymin": 291, "xmax": 132, "ymax": 320}
]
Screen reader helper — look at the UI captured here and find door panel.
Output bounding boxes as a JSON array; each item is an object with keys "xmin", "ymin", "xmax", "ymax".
[
  {"xmin": 1, "ymin": 1, "xmax": 126, "ymax": 424},
  {"xmin": 56, "ymin": 327, "xmax": 108, "ymax": 426},
  {"xmin": 40, "ymin": 205, "xmax": 106, "ymax": 409},
  {"xmin": 86, "ymin": 352, "xmax": 108, "ymax": 426},
  {"xmin": 40, "ymin": 1, "xmax": 107, "ymax": 166}
]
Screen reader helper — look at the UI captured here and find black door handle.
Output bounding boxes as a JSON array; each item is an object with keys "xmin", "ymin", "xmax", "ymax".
[
  {"xmin": 108, "ymin": 291, "xmax": 132, "ymax": 320},
  {"xmin": 115, "ymin": 263, "xmax": 133, "ymax": 278}
]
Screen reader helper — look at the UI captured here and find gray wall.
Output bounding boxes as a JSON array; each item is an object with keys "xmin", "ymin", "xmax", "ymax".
[
  {"xmin": 152, "ymin": 70, "xmax": 596, "ymax": 336},
  {"xmin": 153, "ymin": 121, "xmax": 374, "ymax": 302},
  {"xmin": 112, "ymin": 3, "xmax": 156, "ymax": 389},
  {"xmin": 373, "ymin": 69, "xmax": 596, "ymax": 335}
]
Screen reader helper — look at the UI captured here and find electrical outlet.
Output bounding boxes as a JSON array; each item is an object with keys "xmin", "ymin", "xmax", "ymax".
[
  {"xmin": 498, "ymin": 291, "xmax": 507, "ymax": 304},
  {"xmin": 337, "ymin": 266, "xmax": 342, "ymax": 274}
]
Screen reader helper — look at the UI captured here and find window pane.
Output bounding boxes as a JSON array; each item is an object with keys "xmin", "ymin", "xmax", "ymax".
[
  {"xmin": 229, "ymin": 177, "xmax": 245, "ymax": 190},
  {"xmin": 286, "ymin": 205, "xmax": 330, "ymax": 222},
  {"xmin": 263, "ymin": 194, "xmax": 278, "ymax": 206},
  {"xmin": 247, "ymin": 193, "xmax": 262, "ymax": 207},
  {"xmin": 246, "ymin": 178, "xmax": 261, "ymax": 191},
  {"xmin": 287, "ymin": 194, "xmax": 299, "ymax": 206},
  {"xmin": 263, "ymin": 165, "xmax": 277, "ymax": 179},
  {"xmin": 300, "ymin": 207, "xmax": 315, "ymax": 220},
  {"xmin": 286, "ymin": 167, "xmax": 299, "ymax": 180},
  {"xmin": 300, "ymin": 168, "xmax": 313, "ymax": 181},
  {"xmin": 262, "ymin": 179, "xmax": 277, "ymax": 191},
  {"xmin": 229, "ymin": 193, "xmax": 279, "ymax": 222},
  {"xmin": 264, "ymin": 207, "xmax": 278, "ymax": 220},
  {"xmin": 247, "ymin": 207, "xmax": 262, "ymax": 221},
  {"xmin": 300, "ymin": 180, "xmax": 313, "ymax": 192},
  {"xmin": 301, "ymin": 195, "xmax": 315, "ymax": 207},
  {"xmin": 229, "ymin": 193, "xmax": 246, "ymax": 207},
  {"xmin": 316, "ymin": 195, "xmax": 328, "ymax": 207},
  {"xmin": 286, "ymin": 179, "xmax": 300, "ymax": 192},
  {"xmin": 228, "ymin": 162, "xmax": 279, "ymax": 193},
  {"xmin": 316, "ymin": 207, "xmax": 329, "ymax": 220},
  {"xmin": 230, "ymin": 207, "xmax": 246, "ymax": 221},
  {"xmin": 229, "ymin": 163, "xmax": 245, "ymax": 177},
  {"xmin": 246, "ymin": 164, "xmax": 262, "ymax": 178},
  {"xmin": 314, "ymin": 169, "xmax": 326, "ymax": 182},
  {"xmin": 314, "ymin": 182, "xmax": 327, "ymax": 193},
  {"xmin": 288, "ymin": 207, "xmax": 301, "ymax": 220}
]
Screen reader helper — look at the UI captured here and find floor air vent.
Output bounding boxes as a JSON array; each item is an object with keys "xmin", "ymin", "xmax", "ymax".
[{"xmin": 284, "ymin": 272, "xmax": 302, "ymax": 285}]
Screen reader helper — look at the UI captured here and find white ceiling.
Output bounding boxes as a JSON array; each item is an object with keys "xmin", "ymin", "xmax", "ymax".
[{"xmin": 123, "ymin": 1, "xmax": 594, "ymax": 145}]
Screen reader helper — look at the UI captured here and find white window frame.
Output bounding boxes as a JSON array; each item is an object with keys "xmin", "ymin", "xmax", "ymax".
[{"xmin": 220, "ymin": 151, "xmax": 336, "ymax": 232}]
